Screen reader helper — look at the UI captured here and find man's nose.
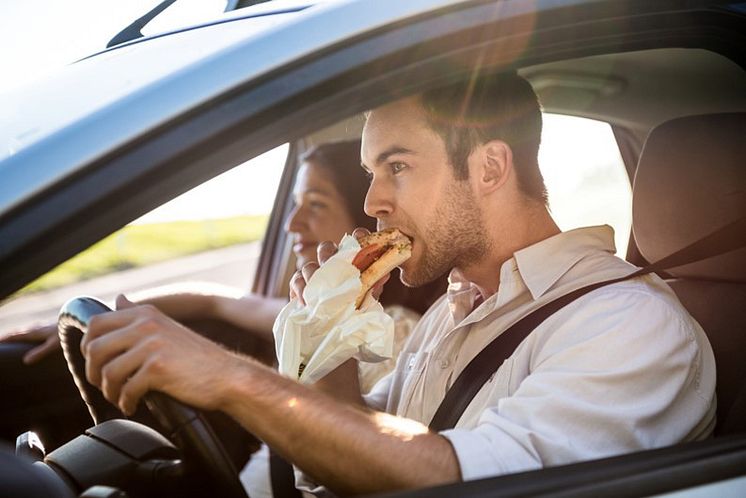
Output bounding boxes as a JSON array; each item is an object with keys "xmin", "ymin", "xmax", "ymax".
[{"xmin": 364, "ymin": 176, "xmax": 394, "ymax": 219}]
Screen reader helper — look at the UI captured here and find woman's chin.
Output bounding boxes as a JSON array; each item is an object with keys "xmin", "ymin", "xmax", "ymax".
[{"xmin": 294, "ymin": 251, "xmax": 316, "ymax": 269}]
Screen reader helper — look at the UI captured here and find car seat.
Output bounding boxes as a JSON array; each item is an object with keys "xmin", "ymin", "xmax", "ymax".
[{"xmin": 632, "ymin": 112, "xmax": 746, "ymax": 436}]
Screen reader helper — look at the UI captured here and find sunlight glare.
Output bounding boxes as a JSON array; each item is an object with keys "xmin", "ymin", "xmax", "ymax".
[
  {"xmin": 539, "ymin": 114, "xmax": 632, "ymax": 255},
  {"xmin": 374, "ymin": 412, "xmax": 429, "ymax": 442}
]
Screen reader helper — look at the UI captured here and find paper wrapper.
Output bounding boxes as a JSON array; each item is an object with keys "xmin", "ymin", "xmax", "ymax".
[{"xmin": 273, "ymin": 235, "xmax": 395, "ymax": 384}]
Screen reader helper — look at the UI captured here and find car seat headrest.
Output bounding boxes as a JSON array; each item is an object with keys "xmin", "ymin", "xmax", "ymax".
[{"xmin": 632, "ymin": 113, "xmax": 746, "ymax": 282}]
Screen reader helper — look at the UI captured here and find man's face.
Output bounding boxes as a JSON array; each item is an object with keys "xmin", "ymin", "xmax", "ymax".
[{"xmin": 361, "ymin": 97, "xmax": 488, "ymax": 286}]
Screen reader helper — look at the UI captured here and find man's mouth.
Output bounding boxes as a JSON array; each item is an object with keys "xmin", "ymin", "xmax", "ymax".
[
  {"xmin": 400, "ymin": 231, "xmax": 416, "ymax": 251},
  {"xmin": 378, "ymin": 224, "xmax": 414, "ymax": 241}
]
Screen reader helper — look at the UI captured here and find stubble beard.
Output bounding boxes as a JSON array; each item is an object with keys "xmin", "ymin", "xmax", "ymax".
[{"xmin": 401, "ymin": 182, "xmax": 489, "ymax": 287}]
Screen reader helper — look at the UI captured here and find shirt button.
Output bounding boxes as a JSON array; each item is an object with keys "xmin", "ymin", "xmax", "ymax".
[{"xmin": 439, "ymin": 358, "xmax": 451, "ymax": 369}]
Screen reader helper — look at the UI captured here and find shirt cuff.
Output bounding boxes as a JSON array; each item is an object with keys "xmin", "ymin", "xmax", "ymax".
[
  {"xmin": 294, "ymin": 467, "xmax": 334, "ymax": 497},
  {"xmin": 440, "ymin": 427, "xmax": 541, "ymax": 481}
]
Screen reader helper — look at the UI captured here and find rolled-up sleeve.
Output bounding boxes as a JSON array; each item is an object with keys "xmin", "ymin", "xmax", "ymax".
[
  {"xmin": 363, "ymin": 371, "xmax": 392, "ymax": 411},
  {"xmin": 441, "ymin": 287, "xmax": 715, "ymax": 480}
]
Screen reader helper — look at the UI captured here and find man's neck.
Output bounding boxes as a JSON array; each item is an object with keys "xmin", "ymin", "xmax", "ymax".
[{"xmin": 459, "ymin": 206, "xmax": 560, "ymax": 299}]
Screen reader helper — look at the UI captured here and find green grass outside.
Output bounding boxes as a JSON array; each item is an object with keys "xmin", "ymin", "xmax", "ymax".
[{"xmin": 20, "ymin": 215, "xmax": 269, "ymax": 294}]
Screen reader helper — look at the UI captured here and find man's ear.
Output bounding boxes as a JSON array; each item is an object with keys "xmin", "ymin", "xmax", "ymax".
[{"xmin": 472, "ymin": 140, "xmax": 512, "ymax": 195}]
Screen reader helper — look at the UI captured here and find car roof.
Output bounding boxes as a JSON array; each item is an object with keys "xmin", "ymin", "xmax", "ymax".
[{"xmin": 0, "ymin": 0, "xmax": 463, "ymax": 216}]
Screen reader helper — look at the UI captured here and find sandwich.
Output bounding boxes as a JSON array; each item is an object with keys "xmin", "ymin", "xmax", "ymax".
[
  {"xmin": 289, "ymin": 228, "xmax": 411, "ymax": 380},
  {"xmin": 351, "ymin": 228, "xmax": 412, "ymax": 308}
]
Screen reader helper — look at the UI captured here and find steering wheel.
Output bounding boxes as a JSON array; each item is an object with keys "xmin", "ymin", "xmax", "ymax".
[{"xmin": 58, "ymin": 296, "xmax": 248, "ymax": 498}]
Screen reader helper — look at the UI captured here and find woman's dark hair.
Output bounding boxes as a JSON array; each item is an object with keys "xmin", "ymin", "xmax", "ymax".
[
  {"xmin": 300, "ymin": 140, "xmax": 376, "ymax": 232},
  {"xmin": 299, "ymin": 140, "xmax": 447, "ymax": 313}
]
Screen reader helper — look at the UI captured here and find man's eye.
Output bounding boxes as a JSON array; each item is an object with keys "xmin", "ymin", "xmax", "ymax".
[
  {"xmin": 309, "ymin": 201, "xmax": 327, "ymax": 209},
  {"xmin": 390, "ymin": 162, "xmax": 407, "ymax": 174},
  {"xmin": 363, "ymin": 169, "xmax": 373, "ymax": 181}
]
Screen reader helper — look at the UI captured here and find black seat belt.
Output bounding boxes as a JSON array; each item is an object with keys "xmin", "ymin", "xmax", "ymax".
[
  {"xmin": 269, "ymin": 217, "xmax": 746, "ymax": 495},
  {"xmin": 270, "ymin": 448, "xmax": 303, "ymax": 498},
  {"xmin": 429, "ymin": 217, "xmax": 746, "ymax": 430}
]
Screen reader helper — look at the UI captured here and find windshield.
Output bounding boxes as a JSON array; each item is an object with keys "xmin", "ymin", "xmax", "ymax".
[{"xmin": 0, "ymin": 11, "xmax": 297, "ymax": 163}]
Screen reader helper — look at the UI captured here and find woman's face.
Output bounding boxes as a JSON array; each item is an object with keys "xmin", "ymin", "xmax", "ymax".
[{"xmin": 285, "ymin": 162, "xmax": 357, "ymax": 268}]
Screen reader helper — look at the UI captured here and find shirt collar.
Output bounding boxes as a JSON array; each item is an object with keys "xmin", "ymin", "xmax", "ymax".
[
  {"xmin": 514, "ymin": 225, "xmax": 617, "ymax": 300},
  {"xmin": 446, "ymin": 225, "xmax": 616, "ymax": 321},
  {"xmin": 446, "ymin": 268, "xmax": 481, "ymax": 324}
]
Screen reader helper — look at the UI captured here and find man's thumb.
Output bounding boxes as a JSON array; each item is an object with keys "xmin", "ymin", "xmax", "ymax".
[{"xmin": 115, "ymin": 294, "xmax": 136, "ymax": 310}]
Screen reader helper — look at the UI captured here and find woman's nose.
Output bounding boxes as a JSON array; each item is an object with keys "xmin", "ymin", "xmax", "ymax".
[{"xmin": 285, "ymin": 205, "xmax": 305, "ymax": 233}]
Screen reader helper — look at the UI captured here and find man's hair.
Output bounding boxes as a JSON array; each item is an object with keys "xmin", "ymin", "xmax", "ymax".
[
  {"xmin": 299, "ymin": 140, "xmax": 377, "ymax": 232},
  {"xmin": 419, "ymin": 72, "xmax": 547, "ymax": 204}
]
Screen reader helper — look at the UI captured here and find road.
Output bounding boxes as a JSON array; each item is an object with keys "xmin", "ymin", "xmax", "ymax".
[{"xmin": 0, "ymin": 242, "xmax": 261, "ymax": 331}]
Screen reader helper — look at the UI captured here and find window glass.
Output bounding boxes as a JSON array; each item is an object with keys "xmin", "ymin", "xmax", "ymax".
[
  {"xmin": 0, "ymin": 144, "xmax": 287, "ymax": 330},
  {"xmin": 539, "ymin": 114, "xmax": 632, "ymax": 255}
]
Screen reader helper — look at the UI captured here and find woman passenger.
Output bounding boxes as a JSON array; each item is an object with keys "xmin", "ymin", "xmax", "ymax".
[{"xmin": 2, "ymin": 140, "xmax": 446, "ymax": 392}]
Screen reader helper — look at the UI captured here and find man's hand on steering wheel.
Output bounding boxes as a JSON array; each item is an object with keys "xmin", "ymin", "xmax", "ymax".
[{"xmin": 81, "ymin": 294, "xmax": 244, "ymax": 416}]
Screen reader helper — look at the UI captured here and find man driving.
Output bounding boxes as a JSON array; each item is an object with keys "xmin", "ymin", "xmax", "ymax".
[{"xmin": 81, "ymin": 71, "xmax": 715, "ymax": 496}]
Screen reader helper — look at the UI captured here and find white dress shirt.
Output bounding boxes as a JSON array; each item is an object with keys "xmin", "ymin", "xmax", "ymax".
[
  {"xmin": 364, "ymin": 225, "xmax": 716, "ymax": 480},
  {"xmin": 240, "ymin": 305, "xmax": 422, "ymax": 497}
]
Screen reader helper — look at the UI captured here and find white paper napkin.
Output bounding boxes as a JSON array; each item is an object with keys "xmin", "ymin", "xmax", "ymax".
[{"xmin": 273, "ymin": 235, "xmax": 395, "ymax": 384}]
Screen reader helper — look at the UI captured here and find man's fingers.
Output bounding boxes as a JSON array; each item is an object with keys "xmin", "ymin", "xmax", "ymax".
[
  {"xmin": 84, "ymin": 322, "xmax": 148, "ymax": 388},
  {"xmin": 316, "ymin": 241, "xmax": 338, "ymax": 265},
  {"xmin": 290, "ymin": 261, "xmax": 319, "ymax": 305},
  {"xmin": 289, "ymin": 261, "xmax": 320, "ymax": 306},
  {"xmin": 352, "ymin": 227, "xmax": 371, "ymax": 241},
  {"xmin": 118, "ymin": 361, "xmax": 159, "ymax": 416},
  {"xmin": 99, "ymin": 340, "xmax": 156, "ymax": 409},
  {"xmin": 289, "ymin": 231, "xmax": 376, "ymax": 306},
  {"xmin": 301, "ymin": 261, "xmax": 319, "ymax": 284},
  {"xmin": 115, "ymin": 294, "xmax": 137, "ymax": 310},
  {"xmin": 81, "ymin": 305, "xmax": 158, "ymax": 352},
  {"xmin": 290, "ymin": 271, "xmax": 306, "ymax": 305}
]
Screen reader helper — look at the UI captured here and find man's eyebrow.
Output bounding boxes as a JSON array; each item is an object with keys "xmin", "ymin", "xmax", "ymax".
[{"xmin": 374, "ymin": 146, "xmax": 415, "ymax": 165}]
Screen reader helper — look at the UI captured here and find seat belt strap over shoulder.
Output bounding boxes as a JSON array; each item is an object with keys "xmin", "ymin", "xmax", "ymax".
[
  {"xmin": 268, "ymin": 218, "xmax": 745, "ymax": 496},
  {"xmin": 428, "ymin": 217, "xmax": 746, "ymax": 431}
]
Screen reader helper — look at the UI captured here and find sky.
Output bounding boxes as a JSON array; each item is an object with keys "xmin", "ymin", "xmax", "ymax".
[
  {"xmin": 0, "ymin": 0, "xmax": 287, "ymax": 222},
  {"xmin": 0, "ymin": 0, "xmax": 227, "ymax": 94}
]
